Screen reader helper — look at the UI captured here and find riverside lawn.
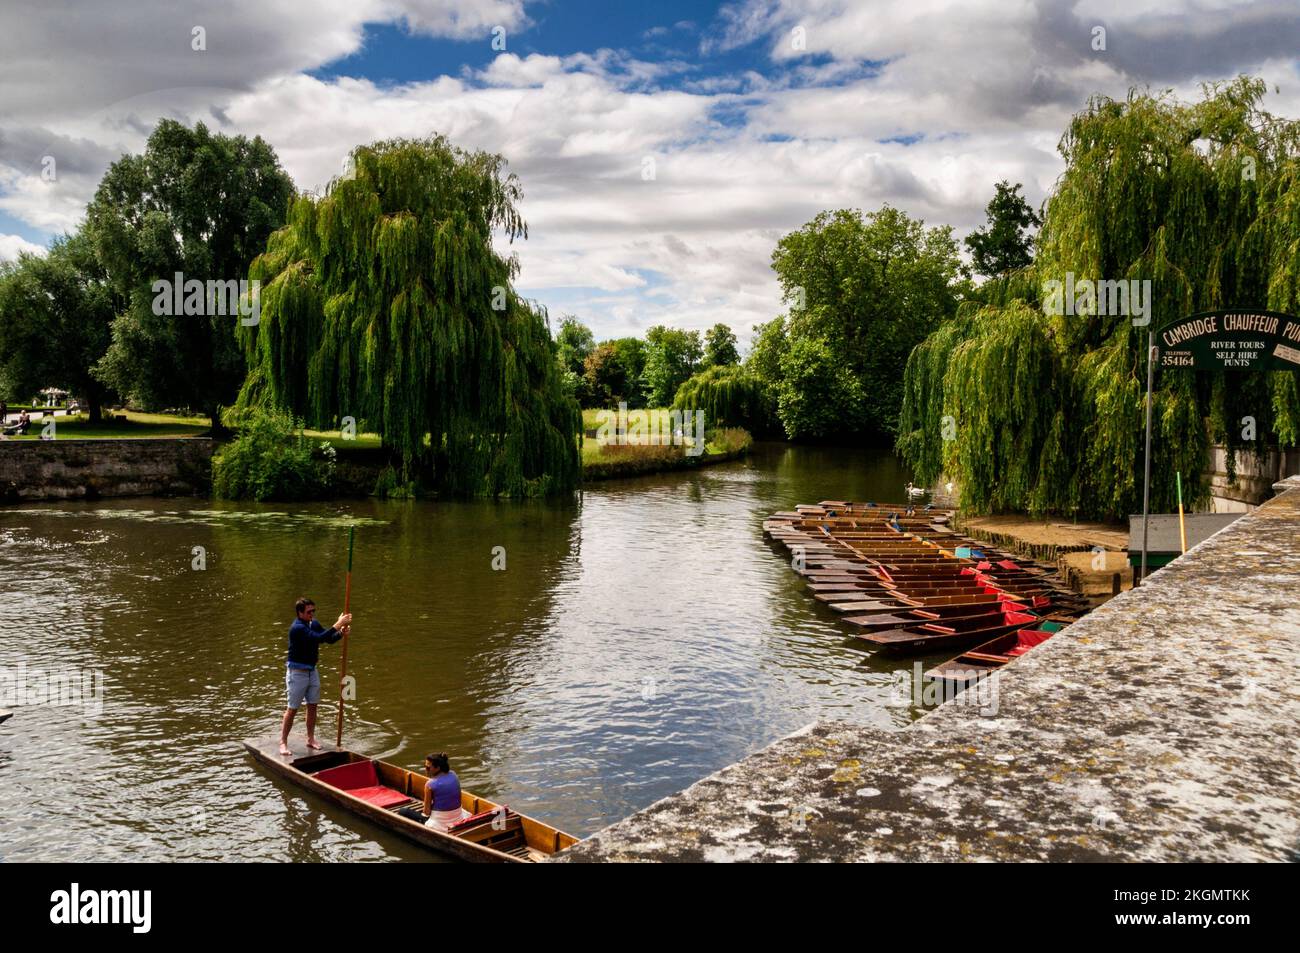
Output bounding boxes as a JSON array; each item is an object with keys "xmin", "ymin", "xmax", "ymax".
[{"xmin": 592, "ymin": 403, "xmax": 706, "ymax": 456}]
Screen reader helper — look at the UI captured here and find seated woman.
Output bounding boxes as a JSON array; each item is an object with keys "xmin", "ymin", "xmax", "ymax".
[
  {"xmin": 398, "ymin": 753, "xmax": 468, "ymax": 831},
  {"xmin": 1, "ymin": 411, "xmax": 26, "ymax": 436}
]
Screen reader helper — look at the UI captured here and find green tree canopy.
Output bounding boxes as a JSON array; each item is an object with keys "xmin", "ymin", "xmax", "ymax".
[
  {"xmin": 237, "ymin": 134, "xmax": 580, "ymax": 497},
  {"xmin": 745, "ymin": 317, "xmax": 787, "ymax": 385},
  {"xmin": 757, "ymin": 205, "xmax": 966, "ymax": 438},
  {"xmin": 86, "ymin": 119, "xmax": 295, "ymax": 422},
  {"xmin": 555, "ymin": 316, "xmax": 594, "ymax": 376},
  {"xmin": 583, "ymin": 342, "xmax": 631, "ymax": 406},
  {"xmin": 899, "ymin": 77, "xmax": 1300, "ymax": 519},
  {"xmin": 608, "ymin": 336, "xmax": 647, "ymax": 404},
  {"xmin": 702, "ymin": 322, "xmax": 740, "ymax": 367},
  {"xmin": 964, "ymin": 181, "xmax": 1041, "ymax": 281},
  {"xmin": 641, "ymin": 325, "xmax": 702, "ymax": 406},
  {"xmin": 0, "ymin": 231, "xmax": 118, "ymax": 419},
  {"xmin": 773, "ymin": 333, "xmax": 867, "ymax": 439}
]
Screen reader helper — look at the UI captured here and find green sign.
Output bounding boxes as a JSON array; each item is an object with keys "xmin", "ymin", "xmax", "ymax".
[{"xmin": 1158, "ymin": 309, "xmax": 1300, "ymax": 371}]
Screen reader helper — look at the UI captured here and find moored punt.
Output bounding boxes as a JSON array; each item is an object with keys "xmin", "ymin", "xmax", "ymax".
[
  {"xmin": 814, "ymin": 579, "xmax": 1058, "ymax": 599},
  {"xmin": 826, "ymin": 592, "xmax": 1010, "ymax": 613},
  {"xmin": 816, "ymin": 500, "xmax": 953, "ymax": 522},
  {"xmin": 855, "ymin": 609, "xmax": 1042, "ymax": 655},
  {"xmin": 0, "ymin": 709, "xmax": 11, "ymax": 724},
  {"xmin": 924, "ymin": 623, "xmax": 1064, "ymax": 689},
  {"xmin": 243, "ymin": 737, "xmax": 579, "ymax": 862},
  {"xmin": 842, "ymin": 596, "xmax": 1045, "ymax": 631},
  {"xmin": 811, "ymin": 583, "xmax": 1064, "ymax": 605}
]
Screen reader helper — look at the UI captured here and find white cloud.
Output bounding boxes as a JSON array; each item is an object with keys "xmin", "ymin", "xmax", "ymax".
[
  {"xmin": 0, "ymin": 233, "xmax": 46, "ymax": 262},
  {"xmin": 388, "ymin": 0, "xmax": 529, "ymax": 39}
]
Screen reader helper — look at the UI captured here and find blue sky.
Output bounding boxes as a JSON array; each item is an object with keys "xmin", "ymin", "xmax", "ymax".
[
  {"xmin": 313, "ymin": 5, "xmax": 748, "ymax": 87},
  {"xmin": 2, "ymin": 0, "xmax": 1298, "ymax": 344}
]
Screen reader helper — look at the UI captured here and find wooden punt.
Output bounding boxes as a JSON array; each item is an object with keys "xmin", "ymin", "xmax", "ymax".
[
  {"xmin": 243, "ymin": 737, "xmax": 579, "ymax": 862},
  {"xmin": 924, "ymin": 623, "xmax": 1064, "ymax": 689},
  {"xmin": 827, "ymin": 592, "xmax": 1008, "ymax": 613},
  {"xmin": 814, "ymin": 579, "xmax": 1055, "ymax": 599},
  {"xmin": 842, "ymin": 596, "xmax": 1047, "ymax": 631},
  {"xmin": 879, "ymin": 579, "xmax": 1055, "ymax": 595},
  {"xmin": 855, "ymin": 609, "xmax": 1042, "ymax": 655},
  {"xmin": 812, "ymin": 584, "xmax": 1024, "ymax": 604},
  {"xmin": 816, "ymin": 501, "xmax": 953, "ymax": 522},
  {"xmin": 0, "ymin": 709, "xmax": 11, "ymax": 725}
]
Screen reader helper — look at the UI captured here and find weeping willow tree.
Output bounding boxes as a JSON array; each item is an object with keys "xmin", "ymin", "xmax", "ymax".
[
  {"xmin": 671, "ymin": 364, "xmax": 776, "ymax": 435},
  {"xmin": 899, "ymin": 77, "xmax": 1300, "ymax": 518},
  {"xmin": 897, "ymin": 309, "xmax": 977, "ymax": 488},
  {"xmin": 236, "ymin": 135, "xmax": 580, "ymax": 497}
]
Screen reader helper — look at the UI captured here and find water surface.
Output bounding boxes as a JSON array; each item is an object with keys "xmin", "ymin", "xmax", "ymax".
[{"xmin": 0, "ymin": 443, "xmax": 920, "ymax": 861}]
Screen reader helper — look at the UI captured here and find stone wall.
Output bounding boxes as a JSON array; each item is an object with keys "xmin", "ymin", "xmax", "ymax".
[
  {"xmin": 1206, "ymin": 445, "xmax": 1300, "ymax": 511},
  {"xmin": 0, "ymin": 439, "xmax": 215, "ymax": 501}
]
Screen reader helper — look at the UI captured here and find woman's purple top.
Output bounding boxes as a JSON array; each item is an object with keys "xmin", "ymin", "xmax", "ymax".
[{"xmin": 426, "ymin": 771, "xmax": 461, "ymax": 812}]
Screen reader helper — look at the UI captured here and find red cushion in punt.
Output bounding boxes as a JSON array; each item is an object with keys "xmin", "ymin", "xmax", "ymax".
[
  {"xmin": 346, "ymin": 785, "xmax": 412, "ymax": 808},
  {"xmin": 1004, "ymin": 629, "xmax": 1054, "ymax": 657},
  {"xmin": 315, "ymin": 760, "xmax": 378, "ymax": 789},
  {"xmin": 314, "ymin": 761, "xmax": 411, "ymax": 808}
]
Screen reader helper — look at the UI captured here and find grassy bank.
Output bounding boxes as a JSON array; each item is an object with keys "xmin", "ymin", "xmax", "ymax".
[
  {"xmin": 582, "ymin": 426, "xmax": 752, "ymax": 480},
  {"xmin": 2, "ymin": 410, "xmax": 210, "ymax": 439},
  {"xmin": 4, "ymin": 408, "xmax": 752, "ymax": 488}
]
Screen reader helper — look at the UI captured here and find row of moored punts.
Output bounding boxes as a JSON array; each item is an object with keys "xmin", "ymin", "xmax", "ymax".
[{"xmin": 764, "ymin": 501, "xmax": 1091, "ymax": 688}]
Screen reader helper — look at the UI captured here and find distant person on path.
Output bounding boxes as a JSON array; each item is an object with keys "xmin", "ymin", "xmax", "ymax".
[
  {"xmin": 398, "ymin": 753, "xmax": 469, "ymax": 831},
  {"xmin": 279, "ymin": 597, "xmax": 350, "ymax": 755}
]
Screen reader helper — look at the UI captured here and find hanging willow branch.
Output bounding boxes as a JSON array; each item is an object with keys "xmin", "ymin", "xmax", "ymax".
[
  {"xmin": 899, "ymin": 77, "xmax": 1300, "ymax": 518},
  {"xmin": 671, "ymin": 364, "xmax": 776, "ymax": 435},
  {"xmin": 236, "ymin": 136, "xmax": 580, "ymax": 497}
]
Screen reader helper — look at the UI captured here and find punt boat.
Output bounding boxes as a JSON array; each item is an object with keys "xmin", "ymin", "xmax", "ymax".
[
  {"xmin": 244, "ymin": 737, "xmax": 579, "ymax": 862},
  {"xmin": 924, "ymin": 623, "xmax": 1065, "ymax": 689}
]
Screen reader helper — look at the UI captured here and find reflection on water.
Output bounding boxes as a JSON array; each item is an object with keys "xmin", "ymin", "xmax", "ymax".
[{"xmin": 0, "ymin": 442, "xmax": 919, "ymax": 861}]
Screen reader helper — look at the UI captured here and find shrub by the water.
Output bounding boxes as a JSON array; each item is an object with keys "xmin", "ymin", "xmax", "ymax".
[
  {"xmin": 212, "ymin": 410, "xmax": 334, "ymax": 501},
  {"xmin": 372, "ymin": 464, "xmax": 418, "ymax": 500},
  {"xmin": 707, "ymin": 427, "xmax": 753, "ymax": 455}
]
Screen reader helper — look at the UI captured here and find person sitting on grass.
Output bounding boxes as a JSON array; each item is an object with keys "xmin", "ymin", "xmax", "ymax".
[
  {"xmin": 279, "ymin": 597, "xmax": 351, "ymax": 756},
  {"xmin": 397, "ymin": 753, "xmax": 468, "ymax": 831},
  {"xmin": 2, "ymin": 410, "xmax": 30, "ymax": 436}
]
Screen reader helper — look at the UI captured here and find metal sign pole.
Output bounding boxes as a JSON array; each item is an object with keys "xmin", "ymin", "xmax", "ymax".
[{"xmin": 1139, "ymin": 330, "xmax": 1155, "ymax": 585}]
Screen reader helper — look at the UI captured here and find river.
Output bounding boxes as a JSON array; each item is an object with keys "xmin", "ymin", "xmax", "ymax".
[{"xmin": 0, "ymin": 443, "xmax": 919, "ymax": 861}]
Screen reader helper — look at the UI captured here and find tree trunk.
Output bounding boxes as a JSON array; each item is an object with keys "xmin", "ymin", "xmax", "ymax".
[{"xmin": 206, "ymin": 404, "xmax": 231, "ymax": 438}]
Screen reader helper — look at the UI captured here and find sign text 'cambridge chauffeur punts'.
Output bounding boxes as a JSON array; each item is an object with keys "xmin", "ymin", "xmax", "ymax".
[{"xmin": 1158, "ymin": 310, "xmax": 1300, "ymax": 371}]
